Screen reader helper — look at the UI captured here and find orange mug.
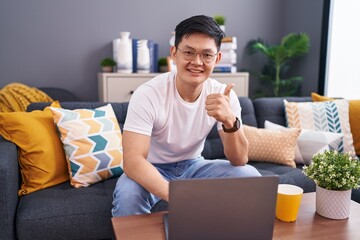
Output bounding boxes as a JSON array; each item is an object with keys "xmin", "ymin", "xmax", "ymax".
[{"xmin": 276, "ymin": 184, "xmax": 303, "ymax": 222}]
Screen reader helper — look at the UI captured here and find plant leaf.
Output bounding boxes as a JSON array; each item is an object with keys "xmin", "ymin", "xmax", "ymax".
[{"xmin": 281, "ymin": 33, "xmax": 310, "ymax": 58}]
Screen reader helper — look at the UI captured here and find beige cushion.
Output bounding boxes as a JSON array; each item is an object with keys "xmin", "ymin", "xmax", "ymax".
[{"xmin": 243, "ymin": 125, "xmax": 301, "ymax": 167}]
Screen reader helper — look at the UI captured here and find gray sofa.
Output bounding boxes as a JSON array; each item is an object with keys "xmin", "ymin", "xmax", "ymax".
[{"xmin": 1, "ymin": 96, "xmax": 358, "ymax": 240}]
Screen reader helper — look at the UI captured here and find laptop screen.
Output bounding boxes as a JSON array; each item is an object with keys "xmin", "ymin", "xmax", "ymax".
[{"xmin": 165, "ymin": 176, "xmax": 279, "ymax": 240}]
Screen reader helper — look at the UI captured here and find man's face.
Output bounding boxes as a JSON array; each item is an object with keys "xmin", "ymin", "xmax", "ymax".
[{"xmin": 170, "ymin": 33, "xmax": 221, "ymax": 88}]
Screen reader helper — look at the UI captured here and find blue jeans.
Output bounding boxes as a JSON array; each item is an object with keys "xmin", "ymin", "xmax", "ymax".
[{"xmin": 111, "ymin": 157, "xmax": 261, "ymax": 217}]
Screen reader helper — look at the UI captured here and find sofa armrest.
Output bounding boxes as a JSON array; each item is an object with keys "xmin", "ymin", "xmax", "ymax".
[{"xmin": 0, "ymin": 136, "xmax": 19, "ymax": 240}]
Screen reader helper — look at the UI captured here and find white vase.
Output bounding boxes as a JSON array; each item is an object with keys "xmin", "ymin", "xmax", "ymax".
[
  {"xmin": 117, "ymin": 32, "xmax": 133, "ymax": 73},
  {"xmin": 316, "ymin": 185, "xmax": 351, "ymax": 219},
  {"xmin": 137, "ymin": 39, "xmax": 150, "ymax": 73},
  {"xmin": 169, "ymin": 31, "xmax": 175, "ymax": 47},
  {"xmin": 220, "ymin": 25, "xmax": 225, "ymax": 33}
]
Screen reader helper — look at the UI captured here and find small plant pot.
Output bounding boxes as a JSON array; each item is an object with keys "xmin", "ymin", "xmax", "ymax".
[
  {"xmin": 316, "ymin": 185, "xmax": 351, "ymax": 219},
  {"xmin": 159, "ymin": 65, "xmax": 168, "ymax": 73},
  {"xmin": 220, "ymin": 25, "xmax": 225, "ymax": 32},
  {"xmin": 102, "ymin": 66, "xmax": 113, "ymax": 73}
]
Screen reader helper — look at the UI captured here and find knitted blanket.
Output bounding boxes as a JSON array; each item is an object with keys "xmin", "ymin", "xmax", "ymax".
[{"xmin": 0, "ymin": 83, "xmax": 53, "ymax": 112}]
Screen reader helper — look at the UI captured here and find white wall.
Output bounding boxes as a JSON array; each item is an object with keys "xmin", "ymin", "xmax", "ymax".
[{"xmin": 326, "ymin": 0, "xmax": 360, "ymax": 99}]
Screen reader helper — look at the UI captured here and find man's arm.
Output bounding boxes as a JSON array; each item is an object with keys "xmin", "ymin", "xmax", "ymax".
[
  {"xmin": 122, "ymin": 130, "xmax": 169, "ymax": 201},
  {"xmin": 205, "ymin": 84, "xmax": 249, "ymax": 166},
  {"xmin": 219, "ymin": 125, "xmax": 249, "ymax": 166}
]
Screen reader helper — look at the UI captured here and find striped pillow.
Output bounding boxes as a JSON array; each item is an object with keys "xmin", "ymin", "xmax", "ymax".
[
  {"xmin": 50, "ymin": 104, "xmax": 123, "ymax": 188},
  {"xmin": 284, "ymin": 99, "xmax": 356, "ymax": 157}
]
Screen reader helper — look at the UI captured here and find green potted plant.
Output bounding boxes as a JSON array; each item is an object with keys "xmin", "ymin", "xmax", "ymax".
[
  {"xmin": 100, "ymin": 57, "xmax": 116, "ymax": 73},
  {"xmin": 213, "ymin": 15, "xmax": 226, "ymax": 32},
  {"xmin": 158, "ymin": 57, "xmax": 168, "ymax": 73},
  {"xmin": 303, "ymin": 150, "xmax": 360, "ymax": 219},
  {"xmin": 245, "ymin": 33, "xmax": 310, "ymax": 97}
]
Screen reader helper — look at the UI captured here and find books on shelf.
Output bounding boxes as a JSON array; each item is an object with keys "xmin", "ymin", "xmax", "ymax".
[
  {"xmin": 217, "ymin": 36, "xmax": 238, "ymax": 73},
  {"xmin": 213, "ymin": 64, "xmax": 237, "ymax": 73},
  {"xmin": 147, "ymin": 40, "xmax": 159, "ymax": 73},
  {"xmin": 222, "ymin": 36, "xmax": 237, "ymax": 43}
]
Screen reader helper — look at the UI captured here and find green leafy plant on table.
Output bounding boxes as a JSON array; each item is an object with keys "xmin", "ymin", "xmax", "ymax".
[
  {"xmin": 303, "ymin": 150, "xmax": 360, "ymax": 191},
  {"xmin": 213, "ymin": 15, "xmax": 226, "ymax": 25},
  {"xmin": 100, "ymin": 57, "xmax": 117, "ymax": 73},
  {"xmin": 246, "ymin": 33, "xmax": 310, "ymax": 97},
  {"xmin": 157, "ymin": 57, "xmax": 168, "ymax": 72}
]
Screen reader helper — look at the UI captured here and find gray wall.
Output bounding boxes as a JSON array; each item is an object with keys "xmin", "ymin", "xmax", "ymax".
[{"xmin": 0, "ymin": 0, "xmax": 323, "ymax": 101}]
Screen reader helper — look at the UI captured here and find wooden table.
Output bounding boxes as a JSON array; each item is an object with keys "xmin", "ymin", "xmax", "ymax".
[
  {"xmin": 112, "ymin": 193, "xmax": 360, "ymax": 240},
  {"xmin": 273, "ymin": 192, "xmax": 360, "ymax": 239}
]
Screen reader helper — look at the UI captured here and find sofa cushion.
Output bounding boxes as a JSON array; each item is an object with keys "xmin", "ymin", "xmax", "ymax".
[
  {"xmin": 238, "ymin": 97, "xmax": 258, "ymax": 127},
  {"xmin": 0, "ymin": 101, "xmax": 68, "ymax": 196},
  {"xmin": 50, "ymin": 104, "xmax": 123, "ymax": 188},
  {"xmin": 16, "ymin": 178, "xmax": 117, "ymax": 240},
  {"xmin": 249, "ymin": 162, "xmax": 316, "ymax": 193},
  {"xmin": 284, "ymin": 99, "xmax": 356, "ymax": 157},
  {"xmin": 243, "ymin": 125, "xmax": 300, "ymax": 167}
]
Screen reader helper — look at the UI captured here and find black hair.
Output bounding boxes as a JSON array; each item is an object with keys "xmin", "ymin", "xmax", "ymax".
[{"xmin": 174, "ymin": 15, "xmax": 225, "ymax": 51}]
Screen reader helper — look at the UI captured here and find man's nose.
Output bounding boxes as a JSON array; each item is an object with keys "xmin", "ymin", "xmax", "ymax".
[{"xmin": 191, "ymin": 53, "xmax": 203, "ymax": 64}]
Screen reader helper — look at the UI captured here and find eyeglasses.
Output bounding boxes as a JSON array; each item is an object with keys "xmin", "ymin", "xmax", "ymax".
[{"xmin": 177, "ymin": 47, "xmax": 218, "ymax": 63}]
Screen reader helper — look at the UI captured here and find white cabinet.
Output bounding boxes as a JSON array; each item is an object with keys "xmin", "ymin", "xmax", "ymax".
[{"xmin": 98, "ymin": 72, "xmax": 249, "ymax": 102}]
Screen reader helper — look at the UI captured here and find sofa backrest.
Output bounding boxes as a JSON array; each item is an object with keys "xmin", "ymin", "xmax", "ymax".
[
  {"xmin": 28, "ymin": 98, "xmax": 257, "ymax": 160},
  {"xmin": 253, "ymin": 97, "xmax": 311, "ymax": 128},
  {"xmin": 40, "ymin": 87, "xmax": 80, "ymax": 102},
  {"xmin": 27, "ymin": 96, "xmax": 310, "ymax": 160}
]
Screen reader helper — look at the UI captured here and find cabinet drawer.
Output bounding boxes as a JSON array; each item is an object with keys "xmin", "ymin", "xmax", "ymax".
[{"xmin": 98, "ymin": 73, "xmax": 248, "ymax": 102}]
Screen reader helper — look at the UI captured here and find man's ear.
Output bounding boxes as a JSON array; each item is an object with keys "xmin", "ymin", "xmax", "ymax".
[
  {"xmin": 215, "ymin": 51, "xmax": 222, "ymax": 64},
  {"xmin": 170, "ymin": 46, "xmax": 177, "ymax": 63}
]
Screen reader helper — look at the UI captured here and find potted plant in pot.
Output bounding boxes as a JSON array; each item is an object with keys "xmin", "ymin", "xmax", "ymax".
[
  {"xmin": 303, "ymin": 150, "xmax": 360, "ymax": 219},
  {"xmin": 158, "ymin": 57, "xmax": 168, "ymax": 73},
  {"xmin": 245, "ymin": 33, "xmax": 310, "ymax": 97},
  {"xmin": 100, "ymin": 57, "xmax": 117, "ymax": 73},
  {"xmin": 213, "ymin": 15, "xmax": 226, "ymax": 32}
]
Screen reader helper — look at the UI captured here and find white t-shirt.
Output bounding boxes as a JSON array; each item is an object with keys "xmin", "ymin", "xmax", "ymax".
[{"xmin": 123, "ymin": 71, "xmax": 242, "ymax": 164}]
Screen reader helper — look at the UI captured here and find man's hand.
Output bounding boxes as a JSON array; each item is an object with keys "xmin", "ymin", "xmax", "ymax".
[{"xmin": 205, "ymin": 83, "xmax": 236, "ymax": 127}]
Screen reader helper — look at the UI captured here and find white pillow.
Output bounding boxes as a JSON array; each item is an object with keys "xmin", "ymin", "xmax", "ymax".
[{"xmin": 264, "ymin": 120, "xmax": 343, "ymax": 165}]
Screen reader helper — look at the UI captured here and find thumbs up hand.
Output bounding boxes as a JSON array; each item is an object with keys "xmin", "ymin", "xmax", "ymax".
[
  {"xmin": 205, "ymin": 84, "xmax": 235, "ymax": 124},
  {"xmin": 223, "ymin": 83, "xmax": 234, "ymax": 97}
]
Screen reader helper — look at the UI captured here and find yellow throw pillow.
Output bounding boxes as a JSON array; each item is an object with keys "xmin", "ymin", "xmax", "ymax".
[
  {"xmin": 0, "ymin": 101, "xmax": 68, "ymax": 196},
  {"xmin": 311, "ymin": 92, "xmax": 360, "ymax": 155},
  {"xmin": 243, "ymin": 125, "xmax": 301, "ymax": 167}
]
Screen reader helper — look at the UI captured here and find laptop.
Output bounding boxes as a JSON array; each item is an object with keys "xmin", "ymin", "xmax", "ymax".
[{"xmin": 163, "ymin": 176, "xmax": 279, "ymax": 240}]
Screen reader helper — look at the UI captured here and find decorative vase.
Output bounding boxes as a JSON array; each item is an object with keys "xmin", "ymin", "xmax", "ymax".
[
  {"xmin": 117, "ymin": 32, "xmax": 133, "ymax": 73},
  {"xmin": 316, "ymin": 185, "xmax": 351, "ymax": 219},
  {"xmin": 169, "ymin": 31, "xmax": 175, "ymax": 47},
  {"xmin": 137, "ymin": 39, "xmax": 150, "ymax": 73}
]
